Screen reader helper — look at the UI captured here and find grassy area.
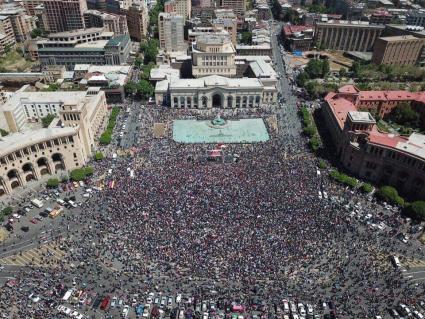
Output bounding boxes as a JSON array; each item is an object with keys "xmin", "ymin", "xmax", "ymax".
[
  {"xmin": 376, "ymin": 120, "xmax": 390, "ymax": 133},
  {"xmin": 0, "ymin": 49, "xmax": 34, "ymax": 72}
]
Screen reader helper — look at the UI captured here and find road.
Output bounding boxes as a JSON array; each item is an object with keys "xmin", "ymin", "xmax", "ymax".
[{"xmin": 269, "ymin": 21, "xmax": 303, "ymax": 150}]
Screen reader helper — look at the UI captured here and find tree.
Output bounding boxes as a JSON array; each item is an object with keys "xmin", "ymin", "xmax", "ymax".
[
  {"xmin": 240, "ymin": 31, "xmax": 252, "ymax": 44},
  {"xmin": 360, "ymin": 183, "xmax": 373, "ymax": 194},
  {"xmin": 70, "ymin": 168, "xmax": 86, "ymax": 181},
  {"xmin": 304, "ymin": 59, "xmax": 323, "ymax": 78},
  {"xmin": 141, "ymin": 39, "xmax": 159, "ymax": 64},
  {"xmin": 31, "ymin": 28, "xmax": 45, "ymax": 39},
  {"xmin": 389, "ymin": 102, "xmax": 420, "ymax": 128},
  {"xmin": 0, "ymin": 128, "xmax": 8, "ymax": 137},
  {"xmin": 376, "ymin": 186, "xmax": 405, "ymax": 206},
  {"xmin": 124, "ymin": 82, "xmax": 138, "ymax": 95},
  {"xmin": 84, "ymin": 166, "xmax": 94, "ymax": 176},
  {"xmin": 94, "ymin": 152, "xmax": 104, "ymax": 161},
  {"xmin": 1, "ymin": 206, "xmax": 12, "ymax": 216},
  {"xmin": 321, "ymin": 60, "xmax": 330, "ymax": 77},
  {"xmin": 296, "ymin": 71, "xmax": 310, "ymax": 87},
  {"xmin": 137, "ymin": 79, "xmax": 154, "ymax": 100},
  {"xmin": 339, "ymin": 68, "xmax": 347, "ymax": 78},
  {"xmin": 41, "ymin": 114, "xmax": 56, "ymax": 128},
  {"xmin": 46, "ymin": 178, "xmax": 59, "ymax": 188},
  {"xmin": 403, "ymin": 201, "xmax": 425, "ymax": 221},
  {"xmin": 318, "ymin": 160, "xmax": 327, "ymax": 169}
]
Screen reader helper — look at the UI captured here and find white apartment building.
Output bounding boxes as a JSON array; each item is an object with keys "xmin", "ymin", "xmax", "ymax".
[{"xmin": 158, "ymin": 12, "xmax": 185, "ymax": 53}]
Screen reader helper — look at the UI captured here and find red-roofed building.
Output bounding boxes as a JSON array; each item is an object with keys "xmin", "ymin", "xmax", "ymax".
[
  {"xmin": 370, "ymin": 10, "xmax": 393, "ymax": 24},
  {"xmin": 322, "ymin": 86, "xmax": 425, "ymax": 199},
  {"xmin": 281, "ymin": 25, "xmax": 314, "ymax": 52}
]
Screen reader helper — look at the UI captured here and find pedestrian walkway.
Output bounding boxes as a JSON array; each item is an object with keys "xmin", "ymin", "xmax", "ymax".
[
  {"xmin": 404, "ymin": 259, "xmax": 425, "ymax": 268},
  {"xmin": 0, "ymin": 243, "xmax": 66, "ymax": 268}
]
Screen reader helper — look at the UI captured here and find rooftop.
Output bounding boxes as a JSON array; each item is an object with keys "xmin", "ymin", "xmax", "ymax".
[
  {"xmin": 379, "ymin": 35, "xmax": 420, "ymax": 41},
  {"xmin": 348, "ymin": 111, "xmax": 376, "ymax": 124},
  {"xmin": 0, "ymin": 127, "xmax": 78, "ymax": 157},
  {"xmin": 169, "ymin": 75, "xmax": 262, "ymax": 89}
]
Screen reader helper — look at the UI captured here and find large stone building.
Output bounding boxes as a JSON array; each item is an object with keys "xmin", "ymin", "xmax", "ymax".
[
  {"xmin": 323, "ymin": 85, "xmax": 425, "ymax": 199},
  {"xmin": 192, "ymin": 33, "xmax": 237, "ymax": 78},
  {"xmin": 36, "ymin": 28, "xmax": 131, "ymax": 69},
  {"xmin": 84, "ymin": 10, "xmax": 128, "ymax": 35},
  {"xmin": 0, "ymin": 88, "xmax": 108, "ymax": 197},
  {"xmin": 314, "ymin": 20, "xmax": 384, "ymax": 52},
  {"xmin": 43, "ymin": 0, "xmax": 87, "ymax": 33},
  {"xmin": 154, "ymin": 55, "xmax": 278, "ymax": 108},
  {"xmin": 372, "ymin": 35, "xmax": 424, "ymax": 66},
  {"xmin": 125, "ymin": 3, "xmax": 149, "ymax": 42},
  {"xmin": 158, "ymin": 12, "xmax": 185, "ymax": 53}
]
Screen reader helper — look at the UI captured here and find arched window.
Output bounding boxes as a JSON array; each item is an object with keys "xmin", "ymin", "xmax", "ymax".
[
  {"xmin": 187, "ymin": 97, "xmax": 192, "ymax": 108},
  {"xmin": 173, "ymin": 97, "xmax": 178, "ymax": 107},
  {"xmin": 180, "ymin": 97, "xmax": 185, "ymax": 108},
  {"xmin": 236, "ymin": 96, "xmax": 241, "ymax": 107},
  {"xmin": 202, "ymin": 96, "xmax": 208, "ymax": 107},
  {"xmin": 242, "ymin": 96, "xmax": 247, "ymax": 107}
]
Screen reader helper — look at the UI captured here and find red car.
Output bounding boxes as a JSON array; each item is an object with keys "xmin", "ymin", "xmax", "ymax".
[
  {"xmin": 100, "ymin": 296, "xmax": 110, "ymax": 310},
  {"xmin": 30, "ymin": 218, "xmax": 38, "ymax": 224}
]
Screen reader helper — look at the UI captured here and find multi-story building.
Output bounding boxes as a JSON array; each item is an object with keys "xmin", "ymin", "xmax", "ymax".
[
  {"xmin": 314, "ymin": 20, "xmax": 385, "ymax": 52},
  {"xmin": 192, "ymin": 33, "xmax": 237, "ymax": 78},
  {"xmin": 188, "ymin": 26, "xmax": 229, "ymax": 43},
  {"xmin": 74, "ymin": 64, "xmax": 132, "ymax": 102},
  {"xmin": 22, "ymin": 0, "xmax": 45, "ymax": 16},
  {"xmin": 125, "ymin": 3, "xmax": 149, "ymax": 42},
  {"xmin": 164, "ymin": 0, "xmax": 176, "ymax": 13},
  {"xmin": 372, "ymin": 35, "xmax": 424, "ymax": 66},
  {"xmin": 384, "ymin": 24, "xmax": 425, "ymax": 66},
  {"xmin": 84, "ymin": 10, "xmax": 128, "ymax": 35},
  {"xmin": 323, "ymin": 85, "xmax": 425, "ymax": 199},
  {"xmin": 370, "ymin": 10, "xmax": 393, "ymax": 24},
  {"xmin": 281, "ymin": 24, "xmax": 314, "ymax": 52},
  {"xmin": 0, "ymin": 15, "xmax": 15, "ymax": 53},
  {"xmin": 158, "ymin": 12, "xmax": 185, "ymax": 53},
  {"xmin": 220, "ymin": 0, "xmax": 245, "ymax": 17},
  {"xmin": 36, "ymin": 28, "xmax": 131, "ymax": 69},
  {"xmin": 0, "ymin": 7, "xmax": 37, "ymax": 42},
  {"xmin": 43, "ymin": 0, "xmax": 87, "ymax": 33},
  {"xmin": 175, "ymin": 0, "xmax": 191, "ymax": 20},
  {"xmin": 0, "ymin": 88, "xmax": 108, "ymax": 197},
  {"xmin": 406, "ymin": 9, "xmax": 425, "ymax": 28}
]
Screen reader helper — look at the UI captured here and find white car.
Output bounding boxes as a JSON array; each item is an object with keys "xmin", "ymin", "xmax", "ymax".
[{"xmin": 123, "ymin": 305, "xmax": 130, "ymax": 318}]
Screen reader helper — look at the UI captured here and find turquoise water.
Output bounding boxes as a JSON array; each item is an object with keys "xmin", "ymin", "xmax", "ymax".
[{"xmin": 172, "ymin": 118, "xmax": 270, "ymax": 144}]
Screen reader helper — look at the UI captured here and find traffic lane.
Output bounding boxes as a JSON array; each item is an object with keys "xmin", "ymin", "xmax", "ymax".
[{"xmin": 404, "ymin": 267, "xmax": 425, "ymax": 282}]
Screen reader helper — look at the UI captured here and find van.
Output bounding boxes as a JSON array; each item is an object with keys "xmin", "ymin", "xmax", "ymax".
[
  {"xmin": 31, "ymin": 199, "xmax": 43, "ymax": 208},
  {"xmin": 282, "ymin": 299, "xmax": 289, "ymax": 314},
  {"xmin": 392, "ymin": 256, "xmax": 402, "ymax": 268},
  {"xmin": 68, "ymin": 200, "xmax": 78, "ymax": 208},
  {"xmin": 56, "ymin": 199, "xmax": 65, "ymax": 206}
]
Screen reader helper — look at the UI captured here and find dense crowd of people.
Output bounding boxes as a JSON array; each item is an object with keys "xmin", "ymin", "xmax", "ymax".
[{"xmin": 1, "ymin": 106, "xmax": 424, "ymax": 319}]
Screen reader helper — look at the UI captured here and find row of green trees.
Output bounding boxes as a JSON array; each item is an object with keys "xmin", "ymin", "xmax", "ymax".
[
  {"xmin": 299, "ymin": 106, "xmax": 320, "ymax": 151},
  {"xmin": 328, "ymin": 169, "xmax": 425, "ymax": 221},
  {"xmin": 329, "ymin": 170, "xmax": 359, "ymax": 188},
  {"xmin": 351, "ymin": 61, "xmax": 425, "ymax": 82},
  {"xmin": 99, "ymin": 107, "xmax": 120, "ymax": 145},
  {"xmin": 69, "ymin": 166, "xmax": 94, "ymax": 181},
  {"xmin": 124, "ymin": 80, "xmax": 154, "ymax": 100}
]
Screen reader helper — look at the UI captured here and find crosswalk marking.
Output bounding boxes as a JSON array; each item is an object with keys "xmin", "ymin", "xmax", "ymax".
[{"xmin": 0, "ymin": 243, "xmax": 66, "ymax": 268}]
